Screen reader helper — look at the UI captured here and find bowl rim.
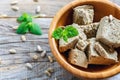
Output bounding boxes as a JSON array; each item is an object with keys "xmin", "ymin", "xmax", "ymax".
[{"xmin": 48, "ymin": 0, "xmax": 120, "ymax": 79}]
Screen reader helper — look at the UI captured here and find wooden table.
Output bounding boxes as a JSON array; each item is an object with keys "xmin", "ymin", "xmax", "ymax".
[{"xmin": 0, "ymin": 0, "xmax": 120, "ymax": 80}]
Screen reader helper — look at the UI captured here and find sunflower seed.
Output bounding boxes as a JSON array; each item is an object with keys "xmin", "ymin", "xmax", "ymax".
[
  {"xmin": 40, "ymin": 50, "xmax": 46, "ymax": 58},
  {"xmin": 35, "ymin": 6, "xmax": 41, "ymax": 14},
  {"xmin": 21, "ymin": 35, "xmax": 26, "ymax": 42},
  {"xmin": 48, "ymin": 56, "xmax": 53, "ymax": 63},
  {"xmin": 55, "ymin": 77, "xmax": 57, "ymax": 80},
  {"xmin": 47, "ymin": 67, "xmax": 54, "ymax": 73},
  {"xmin": 44, "ymin": 70, "xmax": 51, "ymax": 77},
  {"xmin": 10, "ymin": 0, "xmax": 18, "ymax": 5},
  {"xmin": 36, "ymin": 45, "xmax": 43, "ymax": 52},
  {"xmin": 12, "ymin": 26, "xmax": 18, "ymax": 30},
  {"xmin": 26, "ymin": 63, "xmax": 33, "ymax": 69},
  {"xmin": 0, "ymin": 14, "xmax": 8, "ymax": 18},
  {"xmin": 32, "ymin": 54, "xmax": 39, "ymax": 60},
  {"xmin": 9, "ymin": 49, "xmax": 16, "ymax": 54},
  {"xmin": 40, "ymin": 14, "xmax": 46, "ymax": 17},
  {"xmin": 11, "ymin": 6, "xmax": 19, "ymax": 11},
  {"xmin": 109, "ymin": 15, "xmax": 113, "ymax": 22}
]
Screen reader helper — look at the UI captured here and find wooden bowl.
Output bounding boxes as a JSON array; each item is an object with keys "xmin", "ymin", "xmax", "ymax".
[{"xmin": 48, "ymin": 0, "xmax": 120, "ymax": 79}]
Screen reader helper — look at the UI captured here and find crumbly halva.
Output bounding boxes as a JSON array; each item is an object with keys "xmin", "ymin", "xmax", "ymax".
[
  {"xmin": 72, "ymin": 22, "xmax": 99, "ymax": 38},
  {"xmin": 68, "ymin": 48, "xmax": 88, "ymax": 68},
  {"xmin": 96, "ymin": 15, "xmax": 120, "ymax": 48},
  {"xmin": 59, "ymin": 36, "xmax": 79, "ymax": 52},
  {"xmin": 94, "ymin": 42, "xmax": 118, "ymax": 62},
  {"xmin": 87, "ymin": 38, "xmax": 118, "ymax": 65},
  {"xmin": 73, "ymin": 5, "xmax": 94, "ymax": 25},
  {"xmin": 76, "ymin": 39, "xmax": 89, "ymax": 51}
]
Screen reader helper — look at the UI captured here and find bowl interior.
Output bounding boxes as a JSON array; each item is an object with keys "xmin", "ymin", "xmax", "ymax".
[{"xmin": 54, "ymin": 1, "xmax": 120, "ymax": 73}]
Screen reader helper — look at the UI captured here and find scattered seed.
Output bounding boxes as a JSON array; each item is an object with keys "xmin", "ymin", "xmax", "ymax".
[
  {"xmin": 11, "ymin": 6, "xmax": 19, "ymax": 11},
  {"xmin": 109, "ymin": 15, "xmax": 113, "ymax": 22},
  {"xmin": 55, "ymin": 77, "xmax": 57, "ymax": 80},
  {"xmin": 0, "ymin": 14, "xmax": 8, "ymax": 18},
  {"xmin": 21, "ymin": 35, "xmax": 26, "ymax": 42},
  {"xmin": 48, "ymin": 56, "xmax": 53, "ymax": 63},
  {"xmin": 47, "ymin": 67, "xmax": 54, "ymax": 73},
  {"xmin": 44, "ymin": 70, "xmax": 51, "ymax": 77},
  {"xmin": 39, "ymin": 14, "xmax": 46, "ymax": 17},
  {"xmin": 12, "ymin": 26, "xmax": 18, "ymax": 30},
  {"xmin": 36, "ymin": 45, "xmax": 43, "ymax": 52},
  {"xmin": 10, "ymin": 0, "xmax": 18, "ymax": 5},
  {"xmin": 26, "ymin": 63, "xmax": 33, "ymax": 69},
  {"xmin": 35, "ymin": 6, "xmax": 41, "ymax": 14},
  {"xmin": 32, "ymin": 54, "xmax": 39, "ymax": 60},
  {"xmin": 40, "ymin": 50, "xmax": 46, "ymax": 58},
  {"xmin": 9, "ymin": 49, "xmax": 16, "ymax": 54}
]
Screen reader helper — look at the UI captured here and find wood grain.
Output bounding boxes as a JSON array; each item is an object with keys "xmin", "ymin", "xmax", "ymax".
[
  {"xmin": 0, "ymin": 62, "xmax": 73, "ymax": 80},
  {"xmin": 0, "ymin": 0, "xmax": 73, "ymax": 17},
  {"xmin": 0, "ymin": 0, "xmax": 120, "ymax": 80},
  {"xmin": 0, "ymin": 18, "xmax": 75, "ymax": 80}
]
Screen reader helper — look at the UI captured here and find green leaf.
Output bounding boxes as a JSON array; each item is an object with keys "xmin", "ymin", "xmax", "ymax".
[
  {"xmin": 65, "ymin": 25, "xmax": 79, "ymax": 38},
  {"xmin": 17, "ymin": 13, "xmax": 32, "ymax": 22},
  {"xmin": 29, "ymin": 23, "xmax": 42, "ymax": 35},
  {"xmin": 63, "ymin": 35, "xmax": 68, "ymax": 42},
  {"xmin": 52, "ymin": 27, "xmax": 63, "ymax": 39},
  {"xmin": 52, "ymin": 25, "xmax": 79, "ymax": 42},
  {"xmin": 16, "ymin": 22, "xmax": 29, "ymax": 34}
]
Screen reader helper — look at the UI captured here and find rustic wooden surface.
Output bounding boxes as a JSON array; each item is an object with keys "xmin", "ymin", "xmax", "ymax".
[{"xmin": 0, "ymin": 0, "xmax": 120, "ymax": 80}]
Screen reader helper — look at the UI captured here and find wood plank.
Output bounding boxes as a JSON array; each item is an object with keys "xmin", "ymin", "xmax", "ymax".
[
  {"xmin": 0, "ymin": 0, "xmax": 118, "ymax": 18},
  {"xmin": 0, "ymin": 18, "xmax": 56, "ymax": 67},
  {"xmin": 0, "ymin": 0, "xmax": 73, "ymax": 17},
  {"xmin": 0, "ymin": 62, "xmax": 73, "ymax": 80}
]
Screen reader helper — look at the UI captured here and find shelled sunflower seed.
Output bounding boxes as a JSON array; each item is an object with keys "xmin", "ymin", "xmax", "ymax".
[
  {"xmin": 39, "ymin": 14, "xmax": 46, "ymax": 17},
  {"xmin": 40, "ymin": 50, "xmax": 46, "ymax": 58},
  {"xmin": 55, "ymin": 77, "xmax": 57, "ymax": 80},
  {"xmin": 11, "ymin": 6, "xmax": 19, "ymax": 11},
  {"xmin": 0, "ymin": 14, "xmax": 8, "ymax": 18},
  {"xmin": 12, "ymin": 26, "xmax": 18, "ymax": 30},
  {"xmin": 36, "ymin": 45, "xmax": 43, "ymax": 52},
  {"xmin": 29, "ymin": 53, "xmax": 38, "ymax": 60},
  {"xmin": 32, "ymin": 54, "xmax": 39, "ymax": 60},
  {"xmin": 21, "ymin": 35, "xmax": 26, "ymax": 42},
  {"xmin": 10, "ymin": 0, "xmax": 18, "ymax": 5},
  {"xmin": 26, "ymin": 63, "xmax": 33, "ymax": 69},
  {"xmin": 47, "ymin": 67, "xmax": 54, "ymax": 73},
  {"xmin": 9, "ymin": 49, "xmax": 16, "ymax": 54},
  {"xmin": 48, "ymin": 56, "xmax": 53, "ymax": 63},
  {"xmin": 109, "ymin": 15, "xmax": 113, "ymax": 22},
  {"xmin": 35, "ymin": 6, "xmax": 41, "ymax": 14},
  {"xmin": 34, "ymin": 14, "xmax": 47, "ymax": 18},
  {"xmin": 44, "ymin": 70, "xmax": 51, "ymax": 77}
]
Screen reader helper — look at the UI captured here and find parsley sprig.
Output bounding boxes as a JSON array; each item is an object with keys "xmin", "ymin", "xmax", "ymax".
[
  {"xmin": 52, "ymin": 25, "xmax": 79, "ymax": 42},
  {"xmin": 16, "ymin": 13, "xmax": 42, "ymax": 35}
]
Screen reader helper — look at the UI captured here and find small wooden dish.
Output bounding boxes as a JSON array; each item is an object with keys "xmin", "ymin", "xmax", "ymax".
[{"xmin": 48, "ymin": 0, "xmax": 120, "ymax": 79}]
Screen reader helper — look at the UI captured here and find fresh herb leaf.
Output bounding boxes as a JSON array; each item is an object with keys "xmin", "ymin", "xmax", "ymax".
[
  {"xmin": 29, "ymin": 23, "xmax": 42, "ymax": 35},
  {"xmin": 16, "ymin": 13, "xmax": 42, "ymax": 35},
  {"xmin": 52, "ymin": 27, "xmax": 63, "ymax": 39},
  {"xmin": 65, "ymin": 25, "xmax": 79, "ymax": 38},
  {"xmin": 17, "ymin": 13, "xmax": 32, "ymax": 22},
  {"xmin": 16, "ymin": 22, "xmax": 29, "ymax": 34},
  {"xmin": 52, "ymin": 25, "xmax": 79, "ymax": 42},
  {"xmin": 63, "ymin": 35, "xmax": 68, "ymax": 42}
]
